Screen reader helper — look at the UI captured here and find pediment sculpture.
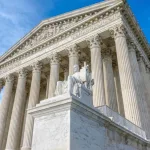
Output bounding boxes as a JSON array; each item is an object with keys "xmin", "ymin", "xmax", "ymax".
[
  {"xmin": 3, "ymin": 11, "xmax": 99, "ymax": 62},
  {"xmin": 55, "ymin": 63, "xmax": 94, "ymax": 99}
]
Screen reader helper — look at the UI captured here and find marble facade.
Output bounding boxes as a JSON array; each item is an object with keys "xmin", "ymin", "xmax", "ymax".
[{"xmin": 0, "ymin": 0, "xmax": 150, "ymax": 149}]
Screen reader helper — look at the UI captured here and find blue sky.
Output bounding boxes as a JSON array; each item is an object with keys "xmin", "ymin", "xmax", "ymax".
[
  {"xmin": 0, "ymin": 0, "xmax": 149, "ymax": 100},
  {"xmin": 0, "ymin": 0, "xmax": 150, "ymax": 56}
]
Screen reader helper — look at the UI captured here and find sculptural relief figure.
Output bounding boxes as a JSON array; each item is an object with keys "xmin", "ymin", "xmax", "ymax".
[
  {"xmin": 38, "ymin": 28, "xmax": 48, "ymax": 41},
  {"xmin": 55, "ymin": 63, "xmax": 93, "ymax": 98},
  {"xmin": 36, "ymin": 26, "xmax": 55, "ymax": 42},
  {"xmin": 47, "ymin": 26, "xmax": 54, "ymax": 37}
]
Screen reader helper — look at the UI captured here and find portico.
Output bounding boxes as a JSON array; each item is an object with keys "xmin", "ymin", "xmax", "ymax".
[{"xmin": 0, "ymin": 0, "xmax": 150, "ymax": 149}]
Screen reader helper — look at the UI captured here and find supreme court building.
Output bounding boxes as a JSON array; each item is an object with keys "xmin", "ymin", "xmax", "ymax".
[{"xmin": 0, "ymin": 0, "xmax": 150, "ymax": 150}]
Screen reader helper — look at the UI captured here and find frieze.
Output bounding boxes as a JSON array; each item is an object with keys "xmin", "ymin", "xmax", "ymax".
[
  {"xmin": 3, "ymin": 11, "xmax": 99, "ymax": 62},
  {"xmin": 0, "ymin": 61, "xmax": 22, "ymax": 74},
  {"xmin": 72, "ymin": 12, "xmax": 121, "ymax": 39}
]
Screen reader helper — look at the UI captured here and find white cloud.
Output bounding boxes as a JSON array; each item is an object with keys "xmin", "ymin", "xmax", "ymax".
[
  {"xmin": 0, "ymin": 0, "xmax": 55, "ymax": 101},
  {"xmin": 0, "ymin": 0, "xmax": 54, "ymax": 55}
]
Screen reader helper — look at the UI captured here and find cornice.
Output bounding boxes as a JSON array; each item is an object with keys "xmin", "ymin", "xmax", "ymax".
[
  {"xmin": 122, "ymin": 4, "xmax": 150, "ymax": 59},
  {"xmin": 0, "ymin": 0, "xmax": 120, "ymax": 62},
  {"xmin": 42, "ymin": 0, "xmax": 118, "ymax": 24},
  {"xmin": 122, "ymin": 16, "xmax": 150, "ymax": 68}
]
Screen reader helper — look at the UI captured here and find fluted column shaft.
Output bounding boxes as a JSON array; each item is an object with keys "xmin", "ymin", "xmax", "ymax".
[
  {"xmin": 88, "ymin": 35, "xmax": 105, "ymax": 107},
  {"xmin": 103, "ymin": 50, "xmax": 118, "ymax": 112},
  {"xmin": 137, "ymin": 55, "xmax": 150, "ymax": 137},
  {"xmin": 2, "ymin": 88, "xmax": 16, "ymax": 150},
  {"xmin": 146, "ymin": 67, "xmax": 150, "ymax": 97},
  {"xmin": 21, "ymin": 62, "xmax": 42, "ymax": 150},
  {"xmin": 113, "ymin": 65, "xmax": 125, "ymax": 116},
  {"xmin": 68, "ymin": 45, "xmax": 80, "ymax": 75},
  {"xmin": 138, "ymin": 57, "xmax": 150, "ymax": 111},
  {"xmin": 145, "ymin": 67, "xmax": 150, "ymax": 115},
  {"xmin": 128, "ymin": 43, "xmax": 150, "ymax": 135},
  {"xmin": 0, "ymin": 76, "xmax": 14, "ymax": 148},
  {"xmin": 6, "ymin": 69, "xmax": 27, "ymax": 150},
  {"xmin": 147, "ymin": 68, "xmax": 150, "ymax": 85},
  {"xmin": 64, "ymin": 68, "xmax": 69, "ymax": 81},
  {"xmin": 48, "ymin": 53, "xmax": 60, "ymax": 98},
  {"xmin": 46, "ymin": 74, "xmax": 50, "ymax": 99},
  {"xmin": 110, "ymin": 25, "xmax": 142, "ymax": 127}
]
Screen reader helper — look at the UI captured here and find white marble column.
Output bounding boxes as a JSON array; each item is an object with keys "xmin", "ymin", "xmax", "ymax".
[
  {"xmin": 147, "ymin": 67, "xmax": 150, "ymax": 84},
  {"xmin": 6, "ymin": 69, "xmax": 27, "ymax": 150},
  {"xmin": 64, "ymin": 68, "xmax": 69, "ymax": 81},
  {"xmin": 2, "ymin": 87, "xmax": 16, "ymax": 150},
  {"xmin": 110, "ymin": 24, "xmax": 142, "ymax": 127},
  {"xmin": 21, "ymin": 62, "xmax": 42, "ymax": 150},
  {"xmin": 87, "ymin": 35, "xmax": 105, "ymax": 107},
  {"xmin": 0, "ymin": 75, "xmax": 14, "ymax": 148},
  {"xmin": 0, "ymin": 80, "xmax": 3, "ymax": 110},
  {"xmin": 145, "ymin": 66, "xmax": 150, "ymax": 116},
  {"xmin": 68, "ymin": 45, "xmax": 80, "ymax": 75},
  {"xmin": 137, "ymin": 54, "xmax": 150, "ymax": 137},
  {"xmin": 48, "ymin": 53, "xmax": 60, "ymax": 98},
  {"xmin": 102, "ymin": 49, "xmax": 118, "ymax": 112},
  {"xmin": 20, "ymin": 86, "xmax": 30, "ymax": 149},
  {"xmin": 128, "ymin": 41, "xmax": 150, "ymax": 133},
  {"xmin": 46, "ymin": 74, "xmax": 50, "ymax": 99},
  {"xmin": 146, "ymin": 67, "xmax": 150, "ymax": 94},
  {"xmin": 138, "ymin": 56, "xmax": 150, "ymax": 111},
  {"xmin": 113, "ymin": 64, "xmax": 125, "ymax": 117}
]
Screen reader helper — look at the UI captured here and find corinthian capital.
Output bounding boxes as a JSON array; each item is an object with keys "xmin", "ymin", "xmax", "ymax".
[
  {"xmin": 136, "ymin": 51, "xmax": 145, "ymax": 63},
  {"xmin": 86, "ymin": 34, "xmax": 101, "ymax": 48},
  {"xmin": 32, "ymin": 61, "xmax": 43, "ymax": 72},
  {"xmin": 146, "ymin": 65, "xmax": 150, "ymax": 73},
  {"xmin": 49, "ymin": 53, "xmax": 61, "ymax": 64},
  {"xmin": 67, "ymin": 44, "xmax": 80, "ymax": 57},
  {"xmin": 0, "ymin": 80, "xmax": 3, "ymax": 87},
  {"xmin": 102, "ymin": 48, "xmax": 112, "ymax": 60},
  {"xmin": 109, "ymin": 24, "xmax": 127, "ymax": 39},
  {"xmin": 5, "ymin": 74, "xmax": 14, "ymax": 82},
  {"xmin": 18, "ymin": 68, "xmax": 28, "ymax": 78},
  {"xmin": 127, "ymin": 38, "xmax": 136, "ymax": 53}
]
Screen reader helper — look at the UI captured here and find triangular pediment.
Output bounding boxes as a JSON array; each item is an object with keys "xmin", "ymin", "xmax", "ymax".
[{"xmin": 0, "ymin": 0, "xmax": 122, "ymax": 63}]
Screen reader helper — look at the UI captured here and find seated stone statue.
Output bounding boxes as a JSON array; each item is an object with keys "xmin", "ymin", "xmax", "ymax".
[
  {"xmin": 68, "ymin": 64, "xmax": 83, "ymax": 97},
  {"xmin": 55, "ymin": 63, "xmax": 93, "ymax": 98}
]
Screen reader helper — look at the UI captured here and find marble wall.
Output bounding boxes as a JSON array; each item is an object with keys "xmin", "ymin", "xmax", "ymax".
[
  {"xmin": 31, "ymin": 106, "xmax": 147, "ymax": 150},
  {"xmin": 71, "ymin": 110, "xmax": 106, "ymax": 150},
  {"xmin": 32, "ymin": 111, "xmax": 70, "ymax": 150}
]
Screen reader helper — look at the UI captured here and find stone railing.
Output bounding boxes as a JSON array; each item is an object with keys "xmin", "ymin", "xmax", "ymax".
[{"xmin": 97, "ymin": 105, "xmax": 146, "ymax": 139}]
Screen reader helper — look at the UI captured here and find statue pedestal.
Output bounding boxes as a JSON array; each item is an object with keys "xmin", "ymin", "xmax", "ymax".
[
  {"xmin": 29, "ymin": 91, "xmax": 106, "ymax": 150},
  {"xmin": 29, "ymin": 91, "xmax": 148, "ymax": 150}
]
